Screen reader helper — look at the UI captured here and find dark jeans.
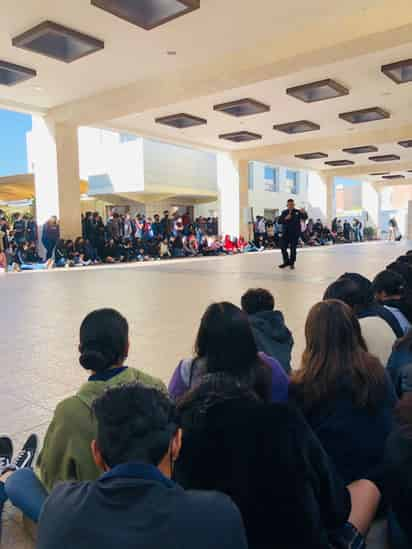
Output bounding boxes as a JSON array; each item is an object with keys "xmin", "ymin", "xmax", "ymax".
[
  {"xmin": 44, "ymin": 241, "xmax": 57, "ymax": 260},
  {"xmin": 281, "ymin": 235, "xmax": 298, "ymax": 265},
  {"xmin": 0, "ymin": 469, "xmax": 48, "ymax": 523}
]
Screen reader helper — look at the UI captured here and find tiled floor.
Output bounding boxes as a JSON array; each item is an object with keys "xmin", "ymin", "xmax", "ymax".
[{"xmin": 0, "ymin": 240, "xmax": 407, "ymax": 547}]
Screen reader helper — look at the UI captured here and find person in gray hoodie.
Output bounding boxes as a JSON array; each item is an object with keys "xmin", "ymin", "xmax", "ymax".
[{"xmin": 241, "ymin": 288, "xmax": 293, "ymax": 373}]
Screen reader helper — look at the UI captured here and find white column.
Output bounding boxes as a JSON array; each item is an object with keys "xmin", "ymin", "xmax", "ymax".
[
  {"xmin": 32, "ymin": 116, "xmax": 82, "ymax": 240},
  {"xmin": 325, "ymin": 175, "xmax": 335, "ymax": 225},
  {"xmin": 407, "ymin": 200, "xmax": 412, "ymax": 240},
  {"xmin": 216, "ymin": 153, "xmax": 249, "ymax": 238},
  {"xmin": 306, "ymin": 172, "xmax": 334, "ymax": 224}
]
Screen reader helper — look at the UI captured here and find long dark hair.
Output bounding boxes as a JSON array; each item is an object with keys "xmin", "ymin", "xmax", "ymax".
[
  {"xmin": 292, "ymin": 300, "xmax": 386, "ymax": 411},
  {"xmin": 195, "ymin": 302, "xmax": 272, "ymax": 401},
  {"xmin": 79, "ymin": 308, "xmax": 129, "ymax": 372}
]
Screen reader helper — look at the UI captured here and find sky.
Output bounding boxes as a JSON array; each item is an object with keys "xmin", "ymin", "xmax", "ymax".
[{"xmin": 0, "ymin": 108, "xmax": 32, "ymax": 177}]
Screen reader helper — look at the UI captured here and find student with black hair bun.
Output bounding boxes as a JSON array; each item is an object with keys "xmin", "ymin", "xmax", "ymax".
[{"xmin": 37, "ymin": 308, "xmax": 165, "ymax": 491}]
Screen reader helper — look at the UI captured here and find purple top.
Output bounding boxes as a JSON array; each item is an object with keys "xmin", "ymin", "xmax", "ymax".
[{"xmin": 168, "ymin": 351, "xmax": 289, "ymax": 402}]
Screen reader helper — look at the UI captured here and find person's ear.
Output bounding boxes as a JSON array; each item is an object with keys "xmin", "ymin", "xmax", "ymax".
[
  {"xmin": 91, "ymin": 440, "xmax": 109, "ymax": 472},
  {"xmin": 171, "ymin": 428, "xmax": 182, "ymax": 462},
  {"xmin": 125, "ymin": 339, "xmax": 130, "ymax": 360}
]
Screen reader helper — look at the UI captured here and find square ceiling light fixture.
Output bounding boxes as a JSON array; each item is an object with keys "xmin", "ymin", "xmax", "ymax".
[
  {"xmin": 382, "ymin": 174, "xmax": 405, "ymax": 179},
  {"xmin": 342, "ymin": 145, "xmax": 378, "ymax": 154},
  {"xmin": 12, "ymin": 21, "xmax": 104, "ymax": 63},
  {"xmin": 339, "ymin": 107, "xmax": 390, "ymax": 124},
  {"xmin": 369, "ymin": 154, "xmax": 400, "ymax": 162},
  {"xmin": 155, "ymin": 113, "xmax": 207, "ymax": 128},
  {"xmin": 369, "ymin": 172, "xmax": 389, "ymax": 176},
  {"xmin": 213, "ymin": 98, "xmax": 270, "ymax": 117},
  {"xmin": 286, "ymin": 79, "xmax": 349, "ymax": 103},
  {"xmin": 398, "ymin": 139, "xmax": 412, "ymax": 148},
  {"xmin": 294, "ymin": 152, "xmax": 328, "ymax": 160},
  {"xmin": 324, "ymin": 160, "xmax": 355, "ymax": 167},
  {"xmin": 91, "ymin": 0, "xmax": 200, "ymax": 30},
  {"xmin": 273, "ymin": 120, "xmax": 320, "ymax": 134},
  {"xmin": 219, "ymin": 131, "xmax": 262, "ymax": 142},
  {"xmin": 381, "ymin": 59, "xmax": 412, "ymax": 84},
  {"xmin": 0, "ymin": 60, "xmax": 36, "ymax": 86}
]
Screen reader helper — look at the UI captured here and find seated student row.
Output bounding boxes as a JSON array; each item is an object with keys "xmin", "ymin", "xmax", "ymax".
[{"xmin": 1, "ymin": 275, "xmax": 411, "ymax": 549}]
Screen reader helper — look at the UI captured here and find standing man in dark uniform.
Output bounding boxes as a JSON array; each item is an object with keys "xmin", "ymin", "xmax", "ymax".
[{"xmin": 278, "ymin": 199, "xmax": 307, "ymax": 270}]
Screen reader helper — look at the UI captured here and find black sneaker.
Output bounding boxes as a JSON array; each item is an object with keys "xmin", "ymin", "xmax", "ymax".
[
  {"xmin": 0, "ymin": 437, "xmax": 13, "ymax": 473},
  {"xmin": 278, "ymin": 263, "xmax": 289, "ymax": 269},
  {"xmin": 11, "ymin": 434, "xmax": 38, "ymax": 469},
  {"xmin": 290, "ymin": 264, "xmax": 295, "ymax": 270}
]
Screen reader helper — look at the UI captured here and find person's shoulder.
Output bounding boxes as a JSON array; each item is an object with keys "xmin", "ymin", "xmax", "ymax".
[
  {"xmin": 128, "ymin": 367, "xmax": 167, "ymax": 392},
  {"xmin": 182, "ymin": 489, "xmax": 242, "ymax": 523}
]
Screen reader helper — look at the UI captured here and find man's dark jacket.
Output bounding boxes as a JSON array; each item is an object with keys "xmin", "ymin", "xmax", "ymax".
[
  {"xmin": 278, "ymin": 208, "xmax": 307, "ymax": 239},
  {"xmin": 37, "ymin": 463, "xmax": 247, "ymax": 549}
]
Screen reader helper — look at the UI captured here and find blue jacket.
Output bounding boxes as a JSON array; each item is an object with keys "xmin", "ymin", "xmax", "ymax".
[{"xmin": 387, "ymin": 342, "xmax": 412, "ymax": 397}]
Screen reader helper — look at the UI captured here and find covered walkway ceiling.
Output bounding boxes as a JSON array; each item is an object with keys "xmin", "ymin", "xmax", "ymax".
[{"xmin": 2, "ymin": 1, "xmax": 412, "ymax": 185}]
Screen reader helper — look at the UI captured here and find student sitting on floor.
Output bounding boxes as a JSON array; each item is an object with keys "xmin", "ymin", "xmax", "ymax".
[
  {"xmin": 324, "ymin": 273, "xmax": 403, "ymax": 365},
  {"xmin": 373, "ymin": 270, "xmax": 412, "ymax": 334},
  {"xmin": 290, "ymin": 300, "xmax": 396, "ymax": 487},
  {"xmin": 36, "ymin": 308, "xmax": 165, "ymax": 491},
  {"xmin": 176, "ymin": 374, "xmax": 381, "ymax": 549},
  {"xmin": 169, "ymin": 302, "xmax": 289, "ymax": 403},
  {"xmin": 3, "ymin": 384, "xmax": 247, "ymax": 549},
  {"xmin": 384, "ymin": 393, "xmax": 412, "ymax": 549},
  {"xmin": 241, "ymin": 288, "xmax": 294, "ymax": 373},
  {"xmin": 387, "ymin": 329, "xmax": 412, "ymax": 398}
]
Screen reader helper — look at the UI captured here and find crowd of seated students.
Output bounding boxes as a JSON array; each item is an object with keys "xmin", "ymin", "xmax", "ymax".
[
  {"xmin": 1, "ymin": 209, "xmax": 372, "ymax": 273},
  {"xmin": 3, "ymin": 255, "xmax": 412, "ymax": 546}
]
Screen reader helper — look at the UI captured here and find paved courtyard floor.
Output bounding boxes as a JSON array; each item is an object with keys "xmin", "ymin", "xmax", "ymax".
[{"xmin": 0, "ymin": 240, "xmax": 408, "ymax": 547}]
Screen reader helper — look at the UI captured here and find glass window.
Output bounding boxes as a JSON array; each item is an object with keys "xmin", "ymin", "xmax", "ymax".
[
  {"xmin": 263, "ymin": 166, "xmax": 279, "ymax": 192},
  {"xmin": 119, "ymin": 132, "xmax": 137, "ymax": 143},
  {"xmin": 286, "ymin": 170, "xmax": 299, "ymax": 194}
]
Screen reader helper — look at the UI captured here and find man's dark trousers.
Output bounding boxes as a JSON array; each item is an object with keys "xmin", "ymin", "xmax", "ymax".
[{"xmin": 281, "ymin": 235, "xmax": 298, "ymax": 266}]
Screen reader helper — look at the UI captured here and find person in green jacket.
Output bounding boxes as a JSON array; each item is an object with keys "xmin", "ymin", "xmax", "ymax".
[{"xmin": 36, "ymin": 308, "xmax": 166, "ymax": 492}]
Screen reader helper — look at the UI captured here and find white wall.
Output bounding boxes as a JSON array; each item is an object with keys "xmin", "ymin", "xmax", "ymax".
[
  {"xmin": 143, "ymin": 139, "xmax": 217, "ymax": 192},
  {"xmin": 307, "ymin": 171, "xmax": 327, "ymax": 221}
]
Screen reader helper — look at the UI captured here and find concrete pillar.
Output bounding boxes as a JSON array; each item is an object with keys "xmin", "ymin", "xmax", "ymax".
[
  {"xmin": 32, "ymin": 116, "xmax": 82, "ymax": 240},
  {"xmin": 216, "ymin": 153, "xmax": 249, "ymax": 238},
  {"xmin": 407, "ymin": 200, "xmax": 412, "ymax": 240},
  {"xmin": 325, "ymin": 175, "xmax": 335, "ymax": 226}
]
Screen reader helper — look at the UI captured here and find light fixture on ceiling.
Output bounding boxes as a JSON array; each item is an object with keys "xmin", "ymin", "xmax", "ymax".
[
  {"xmin": 273, "ymin": 120, "xmax": 320, "ymax": 134},
  {"xmin": 214, "ymin": 98, "xmax": 270, "ymax": 117},
  {"xmin": 219, "ymin": 131, "xmax": 262, "ymax": 142},
  {"xmin": 369, "ymin": 172, "xmax": 389, "ymax": 176},
  {"xmin": 0, "ymin": 60, "xmax": 37, "ymax": 86},
  {"xmin": 342, "ymin": 145, "xmax": 378, "ymax": 154},
  {"xmin": 381, "ymin": 58, "xmax": 412, "ymax": 84},
  {"xmin": 91, "ymin": 0, "xmax": 200, "ymax": 30},
  {"xmin": 286, "ymin": 79, "xmax": 349, "ymax": 103},
  {"xmin": 324, "ymin": 160, "xmax": 355, "ymax": 167},
  {"xmin": 155, "ymin": 113, "xmax": 207, "ymax": 128},
  {"xmin": 294, "ymin": 152, "xmax": 328, "ymax": 160},
  {"xmin": 12, "ymin": 21, "xmax": 104, "ymax": 63},
  {"xmin": 369, "ymin": 154, "xmax": 400, "ymax": 162},
  {"xmin": 166, "ymin": 50, "xmax": 177, "ymax": 56},
  {"xmin": 339, "ymin": 107, "xmax": 390, "ymax": 124}
]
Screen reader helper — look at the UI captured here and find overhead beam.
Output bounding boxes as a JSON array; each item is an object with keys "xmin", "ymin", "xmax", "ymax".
[
  {"xmin": 321, "ymin": 161, "xmax": 412, "ymax": 178},
  {"xmin": 49, "ymin": 1, "xmax": 412, "ymax": 126}
]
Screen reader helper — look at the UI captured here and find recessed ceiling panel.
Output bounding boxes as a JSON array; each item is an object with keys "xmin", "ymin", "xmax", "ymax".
[
  {"xmin": 398, "ymin": 140, "xmax": 412, "ymax": 148},
  {"xmin": 273, "ymin": 120, "xmax": 320, "ymax": 134},
  {"xmin": 286, "ymin": 79, "xmax": 349, "ymax": 103},
  {"xmin": 382, "ymin": 174, "xmax": 405, "ymax": 179},
  {"xmin": 155, "ymin": 113, "xmax": 207, "ymax": 128},
  {"xmin": 369, "ymin": 154, "xmax": 400, "ymax": 162},
  {"xmin": 213, "ymin": 98, "xmax": 270, "ymax": 117},
  {"xmin": 219, "ymin": 131, "xmax": 262, "ymax": 142},
  {"xmin": 12, "ymin": 21, "xmax": 104, "ymax": 63},
  {"xmin": 324, "ymin": 160, "xmax": 355, "ymax": 166},
  {"xmin": 381, "ymin": 59, "xmax": 412, "ymax": 84},
  {"xmin": 369, "ymin": 172, "xmax": 389, "ymax": 176},
  {"xmin": 342, "ymin": 145, "xmax": 378, "ymax": 154},
  {"xmin": 0, "ymin": 60, "xmax": 37, "ymax": 86},
  {"xmin": 294, "ymin": 152, "xmax": 328, "ymax": 160},
  {"xmin": 339, "ymin": 107, "xmax": 390, "ymax": 124},
  {"xmin": 91, "ymin": 0, "xmax": 200, "ymax": 30}
]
